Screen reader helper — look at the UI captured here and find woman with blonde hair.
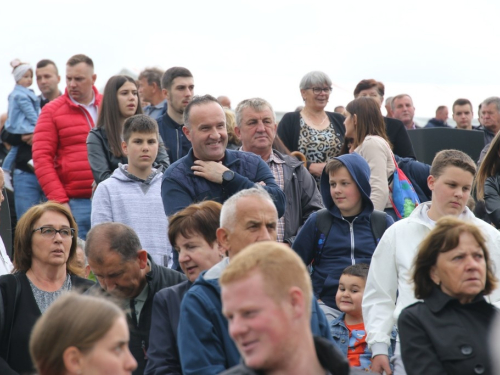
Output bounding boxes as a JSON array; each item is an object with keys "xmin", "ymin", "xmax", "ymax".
[{"xmin": 30, "ymin": 293, "xmax": 137, "ymax": 375}]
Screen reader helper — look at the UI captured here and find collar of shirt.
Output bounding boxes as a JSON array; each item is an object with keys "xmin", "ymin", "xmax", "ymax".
[
  {"xmin": 267, "ymin": 150, "xmax": 286, "ymax": 165},
  {"xmin": 69, "ymin": 91, "xmax": 98, "ymax": 123}
]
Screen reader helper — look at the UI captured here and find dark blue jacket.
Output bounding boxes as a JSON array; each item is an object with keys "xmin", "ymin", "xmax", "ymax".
[
  {"xmin": 292, "ymin": 153, "xmax": 393, "ymax": 310},
  {"xmin": 145, "ymin": 280, "xmax": 191, "ymax": 375},
  {"xmin": 424, "ymin": 118, "xmax": 451, "ymax": 128},
  {"xmin": 162, "ymin": 148, "xmax": 286, "ymax": 270},
  {"xmin": 177, "ymin": 259, "xmax": 333, "ymax": 375},
  {"xmin": 157, "ymin": 111, "xmax": 192, "ymax": 164}
]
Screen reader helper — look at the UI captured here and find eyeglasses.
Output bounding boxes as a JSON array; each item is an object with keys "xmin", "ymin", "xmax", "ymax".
[
  {"xmin": 308, "ymin": 87, "xmax": 333, "ymax": 94},
  {"xmin": 32, "ymin": 226, "xmax": 75, "ymax": 239}
]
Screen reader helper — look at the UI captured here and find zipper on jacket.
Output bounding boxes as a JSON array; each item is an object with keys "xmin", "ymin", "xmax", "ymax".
[
  {"xmin": 79, "ymin": 107, "xmax": 94, "ymax": 130},
  {"xmin": 176, "ymin": 128, "xmax": 180, "ymax": 161},
  {"xmin": 342, "ymin": 217, "xmax": 357, "ymax": 265},
  {"xmin": 142, "ymin": 340, "xmax": 148, "ymax": 360}
]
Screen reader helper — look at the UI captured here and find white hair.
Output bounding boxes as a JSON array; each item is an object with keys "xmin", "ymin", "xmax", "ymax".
[{"xmin": 220, "ymin": 186, "xmax": 275, "ymax": 231}]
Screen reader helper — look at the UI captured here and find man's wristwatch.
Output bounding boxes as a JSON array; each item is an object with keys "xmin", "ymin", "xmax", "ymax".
[{"xmin": 222, "ymin": 170, "xmax": 235, "ymax": 184}]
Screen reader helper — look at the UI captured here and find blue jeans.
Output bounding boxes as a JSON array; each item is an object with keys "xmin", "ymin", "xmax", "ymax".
[
  {"xmin": 69, "ymin": 198, "xmax": 91, "ymax": 240},
  {"xmin": 13, "ymin": 169, "xmax": 46, "ymax": 219}
]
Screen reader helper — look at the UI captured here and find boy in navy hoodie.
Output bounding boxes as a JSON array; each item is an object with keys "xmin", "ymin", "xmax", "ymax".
[{"xmin": 293, "ymin": 153, "xmax": 393, "ymax": 320}]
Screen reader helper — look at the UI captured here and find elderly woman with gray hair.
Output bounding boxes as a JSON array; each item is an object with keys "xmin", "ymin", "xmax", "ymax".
[
  {"xmin": 277, "ymin": 71, "xmax": 345, "ymax": 181},
  {"xmin": 398, "ymin": 216, "xmax": 498, "ymax": 375}
]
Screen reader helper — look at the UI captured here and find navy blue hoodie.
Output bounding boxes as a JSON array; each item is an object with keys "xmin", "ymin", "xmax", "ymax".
[{"xmin": 292, "ymin": 153, "xmax": 393, "ymax": 309}]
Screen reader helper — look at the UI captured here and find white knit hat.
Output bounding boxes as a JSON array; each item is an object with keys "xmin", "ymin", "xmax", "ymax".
[{"xmin": 11, "ymin": 59, "xmax": 32, "ymax": 83}]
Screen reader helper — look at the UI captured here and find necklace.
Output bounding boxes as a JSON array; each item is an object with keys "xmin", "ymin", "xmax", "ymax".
[{"xmin": 302, "ymin": 110, "xmax": 328, "ymax": 128}]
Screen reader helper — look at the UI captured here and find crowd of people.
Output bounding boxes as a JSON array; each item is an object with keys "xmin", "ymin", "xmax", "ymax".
[{"xmin": 1, "ymin": 53, "xmax": 500, "ymax": 374}]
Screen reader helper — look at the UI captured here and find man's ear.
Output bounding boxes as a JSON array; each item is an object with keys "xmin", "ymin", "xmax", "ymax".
[
  {"xmin": 182, "ymin": 126, "xmax": 192, "ymax": 141},
  {"xmin": 121, "ymin": 140, "xmax": 128, "ymax": 156},
  {"xmin": 216, "ymin": 227, "xmax": 230, "ymax": 254},
  {"xmin": 137, "ymin": 250, "xmax": 148, "ymax": 269},
  {"xmin": 63, "ymin": 346, "xmax": 83, "ymax": 374},
  {"xmin": 163, "ymin": 88, "xmax": 170, "ymax": 101},
  {"xmin": 288, "ymin": 287, "xmax": 305, "ymax": 320},
  {"xmin": 91, "ymin": 74, "xmax": 97, "ymax": 85},
  {"xmin": 234, "ymin": 126, "xmax": 241, "ymax": 140},
  {"xmin": 427, "ymin": 174, "xmax": 435, "ymax": 191}
]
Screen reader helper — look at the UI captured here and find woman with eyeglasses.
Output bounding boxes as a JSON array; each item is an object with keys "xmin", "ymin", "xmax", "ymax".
[
  {"xmin": 278, "ymin": 71, "xmax": 345, "ymax": 183},
  {"xmin": 0, "ymin": 202, "xmax": 94, "ymax": 374}
]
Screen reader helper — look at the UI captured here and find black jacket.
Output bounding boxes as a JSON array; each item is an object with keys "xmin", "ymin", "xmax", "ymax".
[
  {"xmin": 398, "ymin": 287, "xmax": 497, "ymax": 375},
  {"xmin": 384, "ymin": 117, "xmax": 416, "ymax": 159},
  {"xmin": 88, "ymin": 255, "xmax": 186, "ymax": 375},
  {"xmin": 277, "ymin": 150, "xmax": 323, "ymax": 244},
  {"xmin": 145, "ymin": 279, "xmax": 192, "ymax": 375},
  {"xmin": 220, "ymin": 336, "xmax": 350, "ymax": 375},
  {"xmin": 156, "ymin": 112, "xmax": 192, "ymax": 164},
  {"xmin": 86, "ymin": 127, "xmax": 171, "ymax": 185},
  {"xmin": 277, "ymin": 111, "xmax": 345, "ymax": 155},
  {"xmin": 484, "ymin": 174, "xmax": 500, "ymax": 227},
  {"xmin": 0, "ymin": 273, "xmax": 94, "ymax": 375}
]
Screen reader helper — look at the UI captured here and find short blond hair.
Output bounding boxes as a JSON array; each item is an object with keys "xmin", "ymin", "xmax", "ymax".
[{"xmin": 220, "ymin": 242, "xmax": 312, "ymax": 316}]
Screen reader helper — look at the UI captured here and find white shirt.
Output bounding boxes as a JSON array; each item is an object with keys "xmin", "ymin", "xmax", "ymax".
[
  {"xmin": 69, "ymin": 92, "xmax": 98, "ymax": 124},
  {"xmin": 0, "ymin": 236, "xmax": 13, "ymax": 276}
]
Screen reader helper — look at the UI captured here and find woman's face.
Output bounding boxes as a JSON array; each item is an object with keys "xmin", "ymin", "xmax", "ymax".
[
  {"xmin": 301, "ymin": 83, "xmax": 330, "ymax": 110},
  {"xmin": 176, "ymin": 232, "xmax": 222, "ymax": 282},
  {"xmin": 430, "ymin": 231, "xmax": 487, "ymax": 304},
  {"xmin": 31, "ymin": 211, "xmax": 73, "ymax": 269},
  {"xmin": 80, "ymin": 316, "xmax": 137, "ymax": 375},
  {"xmin": 117, "ymin": 81, "xmax": 138, "ymax": 119},
  {"xmin": 356, "ymin": 87, "xmax": 383, "ymax": 106},
  {"xmin": 343, "ymin": 111, "xmax": 356, "ymax": 138}
]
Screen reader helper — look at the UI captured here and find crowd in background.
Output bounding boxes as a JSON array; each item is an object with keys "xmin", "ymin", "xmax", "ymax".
[{"xmin": 1, "ymin": 54, "xmax": 500, "ymax": 375}]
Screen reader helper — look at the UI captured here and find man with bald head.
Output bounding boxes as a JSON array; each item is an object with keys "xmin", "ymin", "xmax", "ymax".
[
  {"xmin": 86, "ymin": 222, "xmax": 185, "ymax": 375},
  {"xmin": 177, "ymin": 187, "xmax": 332, "ymax": 375},
  {"xmin": 218, "ymin": 95, "xmax": 231, "ymax": 109}
]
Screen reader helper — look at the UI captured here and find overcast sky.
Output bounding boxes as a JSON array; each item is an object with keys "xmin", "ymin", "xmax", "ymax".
[{"xmin": 1, "ymin": 0, "xmax": 499, "ymax": 118}]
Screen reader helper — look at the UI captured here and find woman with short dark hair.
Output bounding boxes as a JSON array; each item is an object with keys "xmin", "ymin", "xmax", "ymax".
[
  {"xmin": 145, "ymin": 201, "xmax": 224, "ymax": 375},
  {"xmin": 353, "ymin": 79, "xmax": 416, "ymax": 159},
  {"xmin": 398, "ymin": 216, "xmax": 497, "ymax": 375}
]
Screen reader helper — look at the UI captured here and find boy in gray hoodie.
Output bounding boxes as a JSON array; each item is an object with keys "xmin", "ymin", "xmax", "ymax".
[{"xmin": 91, "ymin": 114, "xmax": 172, "ymax": 267}]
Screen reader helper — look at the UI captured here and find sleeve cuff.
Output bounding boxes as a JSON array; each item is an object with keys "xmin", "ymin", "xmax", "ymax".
[{"xmin": 371, "ymin": 343, "xmax": 389, "ymax": 358}]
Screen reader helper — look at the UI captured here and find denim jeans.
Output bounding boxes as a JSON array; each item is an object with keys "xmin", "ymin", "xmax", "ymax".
[
  {"xmin": 69, "ymin": 198, "xmax": 91, "ymax": 240},
  {"xmin": 13, "ymin": 169, "xmax": 46, "ymax": 219}
]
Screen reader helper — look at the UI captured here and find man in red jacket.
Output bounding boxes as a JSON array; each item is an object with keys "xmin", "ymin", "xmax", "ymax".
[{"xmin": 33, "ymin": 54, "xmax": 102, "ymax": 239}]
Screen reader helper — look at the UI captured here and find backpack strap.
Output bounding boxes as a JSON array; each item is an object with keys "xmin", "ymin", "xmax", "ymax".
[
  {"xmin": 312, "ymin": 209, "xmax": 334, "ymax": 272},
  {"xmin": 370, "ymin": 210, "xmax": 389, "ymax": 244}
]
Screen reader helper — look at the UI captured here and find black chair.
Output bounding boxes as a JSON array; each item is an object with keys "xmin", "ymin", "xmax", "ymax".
[{"xmin": 407, "ymin": 128, "xmax": 484, "ymax": 165}]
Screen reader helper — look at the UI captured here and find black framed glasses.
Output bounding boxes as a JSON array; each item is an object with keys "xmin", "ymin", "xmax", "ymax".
[
  {"xmin": 32, "ymin": 226, "xmax": 75, "ymax": 239},
  {"xmin": 308, "ymin": 87, "xmax": 332, "ymax": 94}
]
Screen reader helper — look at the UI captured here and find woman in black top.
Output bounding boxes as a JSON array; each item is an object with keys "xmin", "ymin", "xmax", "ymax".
[
  {"xmin": 353, "ymin": 79, "xmax": 416, "ymax": 159},
  {"xmin": 277, "ymin": 71, "xmax": 345, "ymax": 182},
  {"xmin": 87, "ymin": 75, "xmax": 170, "ymax": 185},
  {"xmin": 0, "ymin": 202, "xmax": 94, "ymax": 374},
  {"xmin": 398, "ymin": 217, "xmax": 497, "ymax": 375}
]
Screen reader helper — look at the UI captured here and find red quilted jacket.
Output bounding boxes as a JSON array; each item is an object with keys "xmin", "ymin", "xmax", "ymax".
[{"xmin": 32, "ymin": 87, "xmax": 102, "ymax": 203}]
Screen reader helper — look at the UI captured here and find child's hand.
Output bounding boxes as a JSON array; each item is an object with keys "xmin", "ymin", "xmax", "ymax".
[{"xmin": 371, "ymin": 355, "xmax": 392, "ymax": 374}]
